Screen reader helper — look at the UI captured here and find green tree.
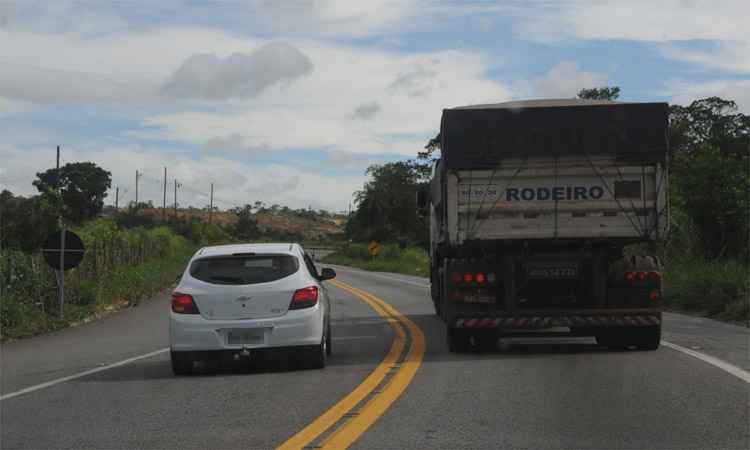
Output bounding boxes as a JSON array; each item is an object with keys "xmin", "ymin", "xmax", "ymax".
[
  {"xmin": 577, "ymin": 86, "xmax": 621, "ymax": 100},
  {"xmin": 668, "ymin": 97, "xmax": 749, "ymax": 157},
  {"xmin": 0, "ymin": 191, "xmax": 58, "ymax": 251},
  {"xmin": 231, "ymin": 204, "xmax": 260, "ymax": 240},
  {"xmin": 347, "ymin": 161, "xmax": 429, "ymax": 243},
  {"xmin": 33, "ymin": 162, "xmax": 112, "ymax": 224}
]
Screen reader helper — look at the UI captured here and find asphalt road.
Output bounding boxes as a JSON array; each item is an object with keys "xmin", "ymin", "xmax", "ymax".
[{"xmin": 2, "ymin": 265, "xmax": 749, "ymax": 449}]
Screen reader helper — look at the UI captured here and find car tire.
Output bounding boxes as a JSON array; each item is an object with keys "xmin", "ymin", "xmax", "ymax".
[
  {"xmin": 302, "ymin": 332, "xmax": 327, "ymax": 370},
  {"xmin": 326, "ymin": 321, "xmax": 332, "ymax": 356},
  {"xmin": 171, "ymin": 350, "xmax": 193, "ymax": 375}
]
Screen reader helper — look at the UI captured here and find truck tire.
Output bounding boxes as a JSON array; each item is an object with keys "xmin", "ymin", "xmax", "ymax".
[
  {"xmin": 447, "ymin": 327, "xmax": 471, "ymax": 353},
  {"xmin": 632, "ymin": 325, "xmax": 661, "ymax": 350},
  {"xmin": 596, "ymin": 325, "xmax": 661, "ymax": 351},
  {"xmin": 171, "ymin": 350, "xmax": 193, "ymax": 375}
]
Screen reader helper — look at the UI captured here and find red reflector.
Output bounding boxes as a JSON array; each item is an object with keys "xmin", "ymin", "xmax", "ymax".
[
  {"xmin": 172, "ymin": 293, "xmax": 199, "ymax": 314},
  {"xmin": 638, "ymin": 271, "xmax": 647, "ymax": 281},
  {"xmin": 463, "ymin": 273, "xmax": 473, "ymax": 283},
  {"xmin": 451, "ymin": 272, "xmax": 462, "ymax": 283},
  {"xmin": 475, "ymin": 273, "xmax": 486, "ymax": 283},
  {"xmin": 625, "ymin": 271, "xmax": 636, "ymax": 281},
  {"xmin": 649, "ymin": 290, "xmax": 660, "ymax": 301},
  {"xmin": 290, "ymin": 286, "xmax": 318, "ymax": 310}
]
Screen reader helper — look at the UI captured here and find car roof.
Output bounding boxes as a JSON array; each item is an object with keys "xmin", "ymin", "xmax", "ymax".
[{"xmin": 195, "ymin": 243, "xmax": 302, "ymax": 258}]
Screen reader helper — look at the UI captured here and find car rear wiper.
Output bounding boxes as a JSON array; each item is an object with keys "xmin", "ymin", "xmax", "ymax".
[{"xmin": 208, "ymin": 275, "xmax": 245, "ymax": 284}]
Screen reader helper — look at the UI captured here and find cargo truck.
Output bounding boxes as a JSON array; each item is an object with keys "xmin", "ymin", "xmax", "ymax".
[{"xmin": 422, "ymin": 99, "xmax": 669, "ymax": 352}]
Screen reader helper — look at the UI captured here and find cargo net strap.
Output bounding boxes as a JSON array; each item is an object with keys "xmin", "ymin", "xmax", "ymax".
[
  {"xmin": 465, "ymin": 152, "xmax": 668, "ymax": 240},
  {"xmin": 466, "ymin": 155, "xmax": 528, "ymax": 239}
]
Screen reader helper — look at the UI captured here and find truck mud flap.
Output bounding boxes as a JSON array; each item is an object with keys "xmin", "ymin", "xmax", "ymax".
[{"xmin": 453, "ymin": 314, "xmax": 660, "ymax": 329}]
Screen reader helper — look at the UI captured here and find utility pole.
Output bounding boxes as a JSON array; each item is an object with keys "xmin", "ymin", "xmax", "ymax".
[
  {"xmin": 162, "ymin": 167, "xmax": 167, "ymax": 220},
  {"xmin": 115, "ymin": 187, "xmax": 119, "ymax": 210},
  {"xmin": 135, "ymin": 170, "xmax": 141, "ymax": 206},
  {"xmin": 173, "ymin": 179, "xmax": 181, "ymax": 219},
  {"xmin": 209, "ymin": 182, "xmax": 214, "ymax": 224},
  {"xmin": 55, "ymin": 145, "xmax": 64, "ymax": 318}
]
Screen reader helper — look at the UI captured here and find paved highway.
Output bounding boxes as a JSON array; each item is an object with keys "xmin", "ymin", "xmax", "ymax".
[{"xmin": 2, "ymin": 265, "xmax": 749, "ymax": 449}]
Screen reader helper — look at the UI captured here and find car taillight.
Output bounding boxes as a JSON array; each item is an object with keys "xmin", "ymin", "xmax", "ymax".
[
  {"xmin": 290, "ymin": 286, "xmax": 318, "ymax": 310},
  {"xmin": 172, "ymin": 293, "xmax": 200, "ymax": 314}
]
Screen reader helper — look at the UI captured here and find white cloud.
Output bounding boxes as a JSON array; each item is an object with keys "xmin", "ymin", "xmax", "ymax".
[
  {"xmin": 162, "ymin": 42, "xmax": 313, "ymax": 100},
  {"xmin": 531, "ymin": 62, "xmax": 609, "ymax": 98},
  {"xmin": 0, "ymin": 27, "xmax": 259, "ymax": 104},
  {"xmin": 0, "ymin": 144, "xmax": 364, "ymax": 211},
  {"xmin": 203, "ymin": 134, "xmax": 271, "ymax": 153},
  {"xmin": 144, "ymin": 41, "xmax": 511, "ymax": 156},
  {"xmin": 254, "ymin": 0, "xmax": 422, "ymax": 37},
  {"xmin": 511, "ymin": 0, "xmax": 749, "ymax": 75},
  {"xmin": 513, "ymin": 0, "xmax": 748, "ymax": 43},
  {"xmin": 660, "ymin": 40, "xmax": 750, "ymax": 75},
  {"xmin": 350, "ymin": 102, "xmax": 381, "ymax": 120},
  {"xmin": 0, "ymin": 1, "xmax": 14, "ymax": 28},
  {"xmin": 666, "ymin": 79, "xmax": 750, "ymax": 113}
]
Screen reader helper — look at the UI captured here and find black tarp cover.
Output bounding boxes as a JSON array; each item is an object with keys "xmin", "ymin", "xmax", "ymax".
[{"xmin": 440, "ymin": 99, "xmax": 668, "ymax": 169}]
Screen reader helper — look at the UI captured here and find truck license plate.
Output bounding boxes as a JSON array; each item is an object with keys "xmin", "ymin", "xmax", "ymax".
[
  {"xmin": 226, "ymin": 329, "xmax": 265, "ymax": 345},
  {"xmin": 527, "ymin": 267, "xmax": 578, "ymax": 279}
]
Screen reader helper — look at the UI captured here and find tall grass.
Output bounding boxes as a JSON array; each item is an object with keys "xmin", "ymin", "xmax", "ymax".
[
  {"xmin": 1, "ymin": 219, "xmax": 199, "ymax": 339},
  {"xmin": 322, "ymin": 243, "xmax": 429, "ymax": 277},
  {"xmin": 663, "ymin": 258, "xmax": 749, "ymax": 323}
]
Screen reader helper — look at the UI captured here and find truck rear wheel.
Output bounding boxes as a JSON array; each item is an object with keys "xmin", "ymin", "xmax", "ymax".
[
  {"xmin": 632, "ymin": 325, "xmax": 661, "ymax": 350},
  {"xmin": 596, "ymin": 325, "xmax": 661, "ymax": 351},
  {"xmin": 447, "ymin": 327, "xmax": 471, "ymax": 353}
]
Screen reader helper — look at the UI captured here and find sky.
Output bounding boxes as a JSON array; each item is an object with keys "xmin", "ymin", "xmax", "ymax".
[{"xmin": 0, "ymin": 0, "xmax": 748, "ymax": 213}]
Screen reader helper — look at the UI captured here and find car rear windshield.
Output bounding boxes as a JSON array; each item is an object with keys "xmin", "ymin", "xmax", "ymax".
[{"xmin": 189, "ymin": 254, "xmax": 299, "ymax": 285}]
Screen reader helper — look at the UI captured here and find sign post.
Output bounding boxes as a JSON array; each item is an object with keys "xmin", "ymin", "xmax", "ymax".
[{"xmin": 42, "ymin": 230, "xmax": 85, "ymax": 318}]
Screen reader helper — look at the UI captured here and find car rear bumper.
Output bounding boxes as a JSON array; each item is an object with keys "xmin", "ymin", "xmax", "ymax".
[
  {"xmin": 170, "ymin": 305, "xmax": 324, "ymax": 352},
  {"xmin": 452, "ymin": 310, "xmax": 661, "ymax": 329}
]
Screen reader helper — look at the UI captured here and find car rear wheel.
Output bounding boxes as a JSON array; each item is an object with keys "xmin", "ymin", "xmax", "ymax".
[
  {"xmin": 171, "ymin": 350, "xmax": 193, "ymax": 375},
  {"xmin": 301, "ymin": 332, "xmax": 327, "ymax": 370},
  {"xmin": 326, "ymin": 321, "xmax": 332, "ymax": 356}
]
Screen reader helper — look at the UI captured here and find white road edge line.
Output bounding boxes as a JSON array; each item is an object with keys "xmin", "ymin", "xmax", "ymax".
[
  {"xmin": 661, "ymin": 341, "xmax": 750, "ymax": 384},
  {"xmin": 334, "ymin": 265, "xmax": 750, "ymax": 386},
  {"xmin": 0, "ymin": 348, "xmax": 169, "ymax": 401}
]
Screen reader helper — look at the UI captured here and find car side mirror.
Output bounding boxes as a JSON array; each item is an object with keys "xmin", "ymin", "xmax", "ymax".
[{"xmin": 320, "ymin": 268, "xmax": 336, "ymax": 281}]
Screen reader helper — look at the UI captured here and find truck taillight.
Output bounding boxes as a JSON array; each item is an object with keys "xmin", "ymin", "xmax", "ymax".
[
  {"xmin": 452, "ymin": 272, "xmax": 496, "ymax": 285},
  {"xmin": 625, "ymin": 271, "xmax": 661, "ymax": 283},
  {"xmin": 290, "ymin": 286, "xmax": 318, "ymax": 310},
  {"xmin": 172, "ymin": 293, "xmax": 200, "ymax": 314}
]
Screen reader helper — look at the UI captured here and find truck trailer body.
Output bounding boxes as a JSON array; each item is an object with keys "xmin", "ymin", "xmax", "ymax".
[{"xmin": 426, "ymin": 99, "xmax": 669, "ymax": 351}]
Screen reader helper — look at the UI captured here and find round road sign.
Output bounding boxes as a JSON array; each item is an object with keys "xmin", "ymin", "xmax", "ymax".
[
  {"xmin": 42, "ymin": 230, "xmax": 85, "ymax": 271},
  {"xmin": 368, "ymin": 241, "xmax": 382, "ymax": 257}
]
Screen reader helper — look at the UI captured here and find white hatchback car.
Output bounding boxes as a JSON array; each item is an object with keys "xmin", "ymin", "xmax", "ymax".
[{"xmin": 169, "ymin": 243, "xmax": 335, "ymax": 374}]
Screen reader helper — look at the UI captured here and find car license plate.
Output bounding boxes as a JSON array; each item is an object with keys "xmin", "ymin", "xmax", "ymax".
[
  {"xmin": 527, "ymin": 266, "xmax": 578, "ymax": 279},
  {"xmin": 226, "ymin": 329, "xmax": 265, "ymax": 345}
]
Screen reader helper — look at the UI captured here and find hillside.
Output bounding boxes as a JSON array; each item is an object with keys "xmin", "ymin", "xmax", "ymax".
[{"xmin": 137, "ymin": 207, "xmax": 345, "ymax": 241}]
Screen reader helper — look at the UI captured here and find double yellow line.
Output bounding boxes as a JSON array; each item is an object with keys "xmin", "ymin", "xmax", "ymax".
[{"xmin": 277, "ymin": 280, "xmax": 425, "ymax": 450}]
